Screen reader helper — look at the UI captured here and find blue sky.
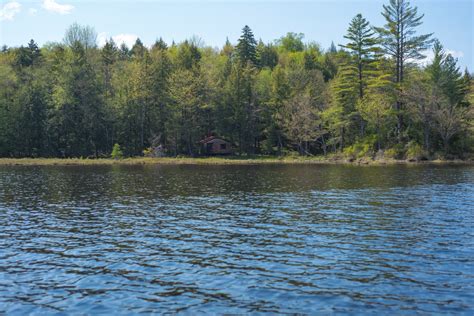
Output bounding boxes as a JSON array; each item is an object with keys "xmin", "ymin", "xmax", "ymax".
[{"xmin": 1, "ymin": 0, "xmax": 473, "ymax": 70}]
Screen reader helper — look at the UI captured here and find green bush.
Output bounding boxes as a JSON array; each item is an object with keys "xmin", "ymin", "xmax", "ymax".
[
  {"xmin": 344, "ymin": 136, "xmax": 377, "ymax": 160},
  {"xmin": 405, "ymin": 141, "xmax": 427, "ymax": 161},
  {"xmin": 143, "ymin": 147, "xmax": 153, "ymax": 157},
  {"xmin": 282, "ymin": 149, "xmax": 300, "ymax": 157},
  {"xmin": 111, "ymin": 143, "xmax": 123, "ymax": 160},
  {"xmin": 383, "ymin": 148, "xmax": 398, "ymax": 159},
  {"xmin": 384, "ymin": 143, "xmax": 405, "ymax": 160}
]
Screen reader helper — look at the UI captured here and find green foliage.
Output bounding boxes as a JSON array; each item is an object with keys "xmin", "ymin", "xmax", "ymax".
[
  {"xmin": 425, "ymin": 40, "xmax": 470, "ymax": 154},
  {"xmin": 374, "ymin": 0, "xmax": 434, "ymax": 137},
  {"xmin": 343, "ymin": 135, "xmax": 377, "ymax": 159},
  {"xmin": 14, "ymin": 40, "xmax": 41, "ymax": 69},
  {"xmin": 374, "ymin": 0, "xmax": 433, "ymax": 65},
  {"xmin": 257, "ymin": 41, "xmax": 278, "ymax": 69},
  {"xmin": 143, "ymin": 147, "xmax": 153, "ymax": 157},
  {"xmin": 176, "ymin": 40, "xmax": 201, "ymax": 70},
  {"xmin": 276, "ymin": 33, "xmax": 305, "ymax": 53},
  {"xmin": 384, "ymin": 144, "xmax": 405, "ymax": 159},
  {"xmin": 339, "ymin": 14, "xmax": 379, "ymax": 99},
  {"xmin": 131, "ymin": 38, "xmax": 146, "ymax": 59},
  {"xmin": 0, "ymin": 10, "xmax": 471, "ymax": 160},
  {"xmin": 111, "ymin": 143, "xmax": 123, "ymax": 159},
  {"xmin": 236, "ymin": 25, "xmax": 258, "ymax": 66},
  {"xmin": 405, "ymin": 141, "xmax": 427, "ymax": 161}
]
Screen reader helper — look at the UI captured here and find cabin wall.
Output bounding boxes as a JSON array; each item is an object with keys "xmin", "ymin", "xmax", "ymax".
[{"xmin": 204, "ymin": 139, "xmax": 232, "ymax": 155}]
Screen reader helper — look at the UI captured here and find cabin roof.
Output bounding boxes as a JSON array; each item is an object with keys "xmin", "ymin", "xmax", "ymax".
[{"xmin": 199, "ymin": 136, "xmax": 231, "ymax": 144}]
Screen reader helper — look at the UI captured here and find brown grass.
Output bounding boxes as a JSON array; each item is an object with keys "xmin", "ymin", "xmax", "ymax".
[{"xmin": 0, "ymin": 156, "xmax": 471, "ymax": 166}]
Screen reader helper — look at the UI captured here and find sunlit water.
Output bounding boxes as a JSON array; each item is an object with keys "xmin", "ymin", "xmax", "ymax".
[{"xmin": 1, "ymin": 164, "xmax": 473, "ymax": 314}]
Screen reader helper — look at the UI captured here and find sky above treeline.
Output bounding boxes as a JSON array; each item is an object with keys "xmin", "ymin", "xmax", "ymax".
[{"xmin": 0, "ymin": 0, "xmax": 472, "ymax": 71}]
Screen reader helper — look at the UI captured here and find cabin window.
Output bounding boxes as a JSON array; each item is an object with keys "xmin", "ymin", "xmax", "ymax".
[{"xmin": 220, "ymin": 144, "xmax": 227, "ymax": 150}]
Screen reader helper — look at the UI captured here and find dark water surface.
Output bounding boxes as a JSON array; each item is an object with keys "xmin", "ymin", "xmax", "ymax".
[{"xmin": 0, "ymin": 164, "xmax": 473, "ymax": 314}]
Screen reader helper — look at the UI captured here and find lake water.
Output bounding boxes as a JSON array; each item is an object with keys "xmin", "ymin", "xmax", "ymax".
[{"xmin": 0, "ymin": 164, "xmax": 473, "ymax": 314}]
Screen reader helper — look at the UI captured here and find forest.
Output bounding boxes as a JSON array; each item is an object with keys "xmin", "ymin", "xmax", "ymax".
[{"xmin": 0, "ymin": 0, "xmax": 472, "ymax": 160}]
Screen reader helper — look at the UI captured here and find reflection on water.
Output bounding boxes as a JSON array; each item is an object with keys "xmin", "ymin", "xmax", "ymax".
[{"xmin": 1, "ymin": 164, "xmax": 473, "ymax": 314}]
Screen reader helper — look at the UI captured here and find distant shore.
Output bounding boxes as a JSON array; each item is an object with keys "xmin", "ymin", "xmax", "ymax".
[{"xmin": 0, "ymin": 156, "xmax": 472, "ymax": 166}]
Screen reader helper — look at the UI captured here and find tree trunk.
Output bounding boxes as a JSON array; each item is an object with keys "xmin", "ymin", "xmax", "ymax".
[
  {"xmin": 443, "ymin": 137, "xmax": 449, "ymax": 155},
  {"xmin": 359, "ymin": 115, "xmax": 366, "ymax": 137},
  {"xmin": 239, "ymin": 129, "xmax": 242, "ymax": 154},
  {"xmin": 140, "ymin": 105, "xmax": 145, "ymax": 150},
  {"xmin": 423, "ymin": 123, "xmax": 430, "ymax": 152},
  {"xmin": 340, "ymin": 126, "xmax": 345, "ymax": 152},
  {"xmin": 277, "ymin": 133, "xmax": 282, "ymax": 156},
  {"xmin": 376, "ymin": 124, "xmax": 381, "ymax": 151}
]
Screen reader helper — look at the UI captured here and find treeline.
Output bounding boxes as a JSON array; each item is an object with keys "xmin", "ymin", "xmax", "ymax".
[{"xmin": 1, "ymin": 0, "xmax": 472, "ymax": 159}]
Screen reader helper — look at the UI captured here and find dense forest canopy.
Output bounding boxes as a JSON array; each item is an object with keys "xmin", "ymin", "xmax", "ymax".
[{"xmin": 1, "ymin": 0, "xmax": 472, "ymax": 159}]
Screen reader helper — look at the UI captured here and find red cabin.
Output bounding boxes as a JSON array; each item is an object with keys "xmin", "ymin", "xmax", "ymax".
[{"xmin": 199, "ymin": 136, "xmax": 233, "ymax": 155}]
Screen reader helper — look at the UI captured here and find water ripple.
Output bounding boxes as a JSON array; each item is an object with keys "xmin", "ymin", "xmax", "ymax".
[{"xmin": 0, "ymin": 165, "xmax": 473, "ymax": 314}]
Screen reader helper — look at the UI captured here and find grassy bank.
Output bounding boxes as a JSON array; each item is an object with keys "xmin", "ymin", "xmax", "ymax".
[{"xmin": 0, "ymin": 156, "xmax": 472, "ymax": 166}]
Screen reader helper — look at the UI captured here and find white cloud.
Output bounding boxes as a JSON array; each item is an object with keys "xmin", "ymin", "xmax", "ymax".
[
  {"xmin": 42, "ymin": 0, "xmax": 74, "ymax": 15},
  {"xmin": 28, "ymin": 8, "xmax": 38, "ymax": 16},
  {"xmin": 97, "ymin": 32, "xmax": 108, "ymax": 47},
  {"xmin": 0, "ymin": 1, "xmax": 21, "ymax": 21},
  {"xmin": 98, "ymin": 32, "xmax": 139, "ymax": 49},
  {"xmin": 113, "ymin": 34, "xmax": 140, "ymax": 48},
  {"xmin": 446, "ymin": 50, "xmax": 464, "ymax": 59},
  {"xmin": 419, "ymin": 48, "xmax": 465, "ymax": 67},
  {"xmin": 419, "ymin": 50, "xmax": 435, "ymax": 66}
]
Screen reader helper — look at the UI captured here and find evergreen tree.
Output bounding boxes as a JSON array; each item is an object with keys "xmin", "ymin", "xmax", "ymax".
[
  {"xmin": 427, "ymin": 40, "xmax": 467, "ymax": 106},
  {"xmin": 225, "ymin": 62, "xmax": 258, "ymax": 153},
  {"xmin": 257, "ymin": 41, "xmax": 278, "ymax": 69},
  {"xmin": 168, "ymin": 68, "xmax": 208, "ymax": 155},
  {"xmin": 101, "ymin": 38, "xmax": 118, "ymax": 99},
  {"xmin": 265, "ymin": 65, "xmax": 290, "ymax": 153},
  {"xmin": 329, "ymin": 41, "xmax": 337, "ymax": 54},
  {"xmin": 0, "ymin": 59, "xmax": 18, "ymax": 155},
  {"xmin": 335, "ymin": 14, "xmax": 380, "ymax": 139},
  {"xmin": 176, "ymin": 40, "xmax": 201, "ymax": 70},
  {"xmin": 131, "ymin": 38, "xmax": 146, "ymax": 58},
  {"xmin": 331, "ymin": 62, "xmax": 359, "ymax": 148},
  {"xmin": 221, "ymin": 37, "xmax": 234, "ymax": 58},
  {"xmin": 426, "ymin": 40, "xmax": 469, "ymax": 153},
  {"xmin": 111, "ymin": 143, "xmax": 123, "ymax": 159},
  {"xmin": 153, "ymin": 37, "xmax": 168, "ymax": 51},
  {"xmin": 340, "ymin": 14, "xmax": 379, "ymax": 99},
  {"xmin": 118, "ymin": 43, "xmax": 130, "ymax": 60},
  {"xmin": 0, "ymin": 19, "xmax": 471, "ymax": 159},
  {"xmin": 374, "ymin": 0, "xmax": 433, "ymax": 139},
  {"xmin": 236, "ymin": 25, "xmax": 258, "ymax": 66},
  {"xmin": 14, "ymin": 40, "xmax": 41, "ymax": 69},
  {"xmin": 15, "ymin": 76, "xmax": 48, "ymax": 156},
  {"xmin": 356, "ymin": 57, "xmax": 395, "ymax": 151},
  {"xmin": 149, "ymin": 45, "xmax": 172, "ymax": 147},
  {"xmin": 57, "ymin": 42, "xmax": 105, "ymax": 157}
]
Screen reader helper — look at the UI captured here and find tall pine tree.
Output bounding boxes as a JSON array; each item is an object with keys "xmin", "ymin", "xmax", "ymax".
[
  {"xmin": 236, "ymin": 25, "xmax": 258, "ymax": 66},
  {"xmin": 340, "ymin": 14, "xmax": 379, "ymax": 99},
  {"xmin": 374, "ymin": 0, "xmax": 433, "ymax": 139}
]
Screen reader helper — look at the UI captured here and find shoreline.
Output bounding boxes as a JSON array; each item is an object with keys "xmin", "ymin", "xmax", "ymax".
[{"xmin": 0, "ymin": 157, "xmax": 472, "ymax": 166}]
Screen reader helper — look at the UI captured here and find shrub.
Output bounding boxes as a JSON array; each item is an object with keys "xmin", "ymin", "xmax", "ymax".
[
  {"xmin": 384, "ymin": 143, "xmax": 405, "ymax": 160},
  {"xmin": 282, "ymin": 149, "xmax": 300, "ymax": 158},
  {"xmin": 111, "ymin": 143, "xmax": 123, "ymax": 160},
  {"xmin": 406, "ymin": 141, "xmax": 427, "ymax": 161},
  {"xmin": 383, "ymin": 148, "xmax": 397, "ymax": 159},
  {"xmin": 344, "ymin": 136, "xmax": 377, "ymax": 160},
  {"xmin": 143, "ymin": 147, "xmax": 153, "ymax": 157}
]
